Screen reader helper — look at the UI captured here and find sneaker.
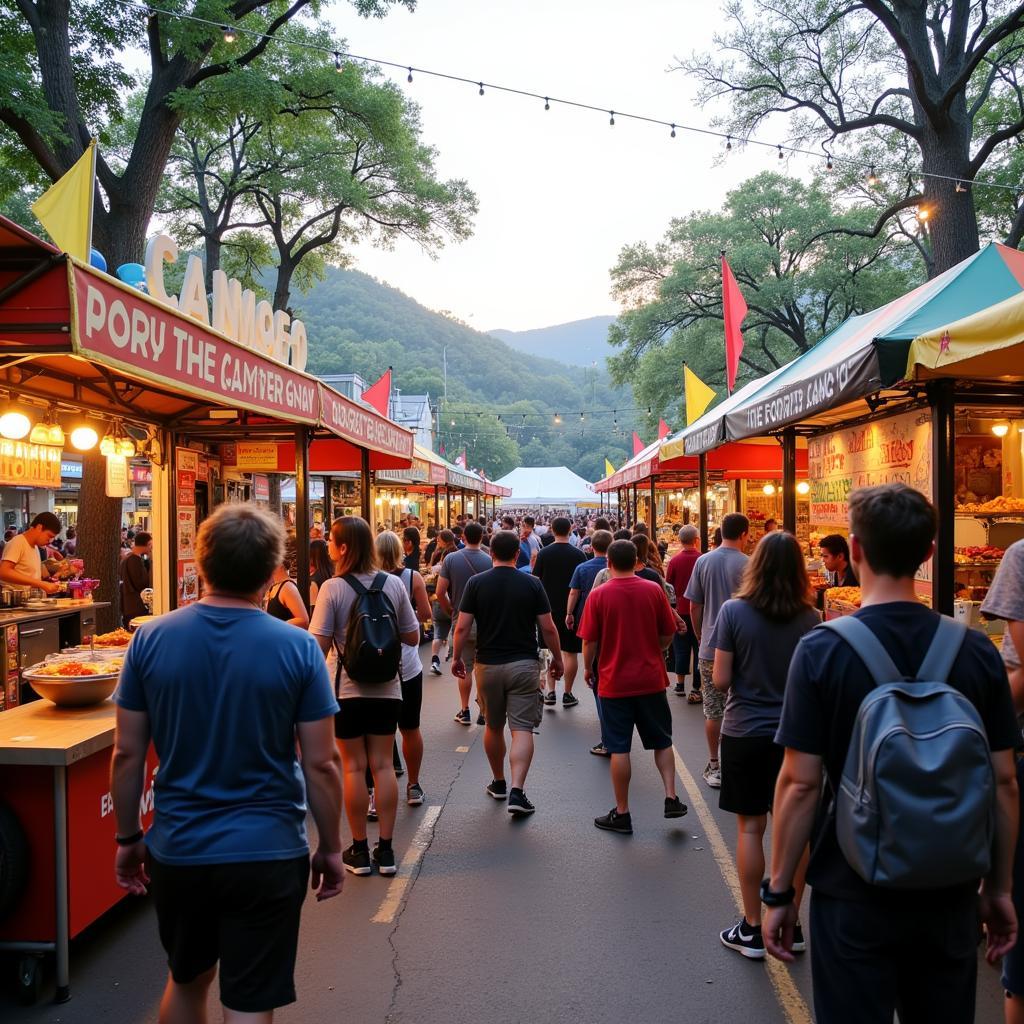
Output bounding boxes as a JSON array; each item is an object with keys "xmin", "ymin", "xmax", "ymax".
[
  {"xmin": 454, "ymin": 708, "xmax": 472, "ymax": 726},
  {"xmin": 430, "ymin": 657, "xmax": 442, "ymax": 676},
  {"xmin": 507, "ymin": 790, "xmax": 536, "ymax": 816},
  {"xmin": 594, "ymin": 808, "xmax": 633, "ymax": 834},
  {"xmin": 589, "ymin": 742, "xmax": 611, "ymax": 757},
  {"xmin": 367, "ymin": 791, "xmax": 378, "ymax": 822},
  {"xmin": 720, "ymin": 918, "xmax": 765, "ymax": 959},
  {"xmin": 485, "ymin": 779, "xmax": 507, "ymax": 800},
  {"xmin": 562, "ymin": 693, "xmax": 579, "ymax": 708},
  {"xmin": 702, "ymin": 760, "xmax": 722, "ymax": 788},
  {"xmin": 687, "ymin": 690, "xmax": 703, "ymax": 704},
  {"xmin": 476, "ymin": 713, "xmax": 486, "ymax": 726},
  {"xmin": 674, "ymin": 682, "xmax": 686, "ymax": 696},
  {"xmin": 342, "ymin": 843, "xmax": 372, "ymax": 876},
  {"xmin": 664, "ymin": 796, "xmax": 688, "ymax": 819},
  {"xmin": 792, "ymin": 923, "xmax": 806, "ymax": 953},
  {"xmin": 372, "ymin": 843, "xmax": 397, "ymax": 876},
  {"xmin": 406, "ymin": 783, "xmax": 424, "ymax": 806},
  {"xmin": 543, "ymin": 690, "xmax": 557, "ymax": 708}
]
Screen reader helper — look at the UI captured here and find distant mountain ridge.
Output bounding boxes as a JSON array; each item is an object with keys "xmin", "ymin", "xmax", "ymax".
[{"xmin": 488, "ymin": 315, "xmax": 617, "ymax": 367}]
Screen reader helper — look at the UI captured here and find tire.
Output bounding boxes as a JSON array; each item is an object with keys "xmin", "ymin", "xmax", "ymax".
[{"xmin": 0, "ymin": 801, "xmax": 29, "ymax": 920}]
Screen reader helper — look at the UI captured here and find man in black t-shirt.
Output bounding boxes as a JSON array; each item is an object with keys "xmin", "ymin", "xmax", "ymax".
[
  {"xmin": 453, "ymin": 531, "xmax": 563, "ymax": 817},
  {"xmin": 533, "ymin": 516, "xmax": 587, "ymax": 709},
  {"xmin": 766, "ymin": 484, "xmax": 1018, "ymax": 1024}
]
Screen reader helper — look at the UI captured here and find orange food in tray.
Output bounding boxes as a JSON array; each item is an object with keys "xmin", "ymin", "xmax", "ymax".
[
  {"xmin": 91, "ymin": 628, "xmax": 133, "ymax": 647},
  {"xmin": 34, "ymin": 661, "xmax": 111, "ymax": 677},
  {"xmin": 826, "ymin": 586, "xmax": 862, "ymax": 607}
]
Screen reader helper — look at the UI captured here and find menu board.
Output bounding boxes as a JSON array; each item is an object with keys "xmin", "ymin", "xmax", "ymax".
[
  {"xmin": 175, "ymin": 448, "xmax": 199, "ymax": 607},
  {"xmin": 808, "ymin": 409, "xmax": 932, "ymax": 526}
]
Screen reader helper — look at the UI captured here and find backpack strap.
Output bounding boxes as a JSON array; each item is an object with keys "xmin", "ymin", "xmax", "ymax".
[
  {"xmin": 368, "ymin": 571, "xmax": 388, "ymax": 594},
  {"xmin": 915, "ymin": 616, "xmax": 968, "ymax": 683},
  {"xmin": 341, "ymin": 573, "xmax": 368, "ymax": 597},
  {"xmin": 819, "ymin": 616, "xmax": 903, "ymax": 687}
]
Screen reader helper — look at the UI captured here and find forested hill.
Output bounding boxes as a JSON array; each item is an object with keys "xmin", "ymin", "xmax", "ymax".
[
  {"xmin": 489, "ymin": 316, "xmax": 617, "ymax": 367},
  {"xmin": 298, "ymin": 267, "xmax": 637, "ymax": 480}
]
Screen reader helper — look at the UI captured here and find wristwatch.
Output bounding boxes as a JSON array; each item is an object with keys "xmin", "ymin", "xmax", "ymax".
[
  {"xmin": 115, "ymin": 829, "xmax": 145, "ymax": 846},
  {"xmin": 760, "ymin": 879, "xmax": 795, "ymax": 907}
]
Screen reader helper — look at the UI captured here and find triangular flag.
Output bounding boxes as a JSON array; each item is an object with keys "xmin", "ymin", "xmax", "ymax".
[
  {"xmin": 684, "ymin": 364, "xmax": 717, "ymax": 426},
  {"xmin": 604, "ymin": 458, "xmax": 615, "ymax": 478},
  {"xmin": 361, "ymin": 368, "xmax": 391, "ymax": 416},
  {"xmin": 632, "ymin": 432, "xmax": 644, "ymax": 457},
  {"xmin": 722, "ymin": 255, "xmax": 748, "ymax": 393},
  {"xmin": 658, "ymin": 419, "xmax": 671, "ymax": 439},
  {"xmin": 31, "ymin": 139, "xmax": 97, "ymax": 263}
]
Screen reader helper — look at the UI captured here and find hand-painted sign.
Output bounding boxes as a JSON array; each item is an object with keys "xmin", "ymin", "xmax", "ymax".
[{"xmin": 318, "ymin": 385, "xmax": 413, "ymax": 461}]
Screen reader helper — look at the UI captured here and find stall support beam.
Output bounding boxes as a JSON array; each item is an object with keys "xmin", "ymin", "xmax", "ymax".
[
  {"xmin": 360, "ymin": 449, "xmax": 371, "ymax": 524},
  {"xmin": 930, "ymin": 379, "xmax": 956, "ymax": 616},
  {"xmin": 323, "ymin": 474, "xmax": 333, "ymax": 525},
  {"xmin": 295, "ymin": 427, "xmax": 311, "ymax": 612},
  {"xmin": 782, "ymin": 427, "xmax": 798, "ymax": 535},
  {"xmin": 649, "ymin": 475, "xmax": 657, "ymax": 528},
  {"xmin": 699, "ymin": 454, "xmax": 709, "ymax": 551},
  {"xmin": 54, "ymin": 766, "xmax": 70, "ymax": 1003},
  {"xmin": 433, "ymin": 485, "xmax": 440, "ymax": 528},
  {"xmin": 444, "ymin": 486, "xmax": 451, "ymax": 526}
]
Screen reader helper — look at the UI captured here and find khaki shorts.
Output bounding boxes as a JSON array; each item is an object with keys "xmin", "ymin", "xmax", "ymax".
[
  {"xmin": 476, "ymin": 660, "xmax": 543, "ymax": 732},
  {"xmin": 461, "ymin": 633, "xmax": 477, "ymax": 675}
]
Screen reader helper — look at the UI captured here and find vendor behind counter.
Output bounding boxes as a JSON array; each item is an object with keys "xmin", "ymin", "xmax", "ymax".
[{"xmin": 0, "ymin": 511, "xmax": 62, "ymax": 594}]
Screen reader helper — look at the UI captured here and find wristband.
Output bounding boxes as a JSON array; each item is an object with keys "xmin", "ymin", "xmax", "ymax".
[
  {"xmin": 759, "ymin": 879, "xmax": 795, "ymax": 907},
  {"xmin": 115, "ymin": 829, "xmax": 144, "ymax": 846}
]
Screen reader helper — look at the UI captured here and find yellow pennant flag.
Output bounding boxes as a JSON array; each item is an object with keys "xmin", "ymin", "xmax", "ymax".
[
  {"xmin": 31, "ymin": 140, "xmax": 96, "ymax": 262},
  {"xmin": 604, "ymin": 458, "xmax": 615, "ymax": 478},
  {"xmin": 684, "ymin": 364, "xmax": 717, "ymax": 425}
]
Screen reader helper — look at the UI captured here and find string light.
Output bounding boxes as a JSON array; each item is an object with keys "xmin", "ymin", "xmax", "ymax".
[
  {"xmin": 407, "ymin": 66, "xmax": 413, "ymax": 82},
  {"xmin": 670, "ymin": 123, "xmax": 676, "ymax": 138},
  {"xmin": 544, "ymin": 96, "xmax": 550, "ymax": 110},
  {"xmin": 609, "ymin": 110, "xmax": 615, "ymax": 126},
  {"xmin": 726, "ymin": 135, "xmax": 732, "ymax": 151},
  {"xmin": 917, "ymin": 206, "xmax": 931, "ymax": 223},
  {"xmin": 867, "ymin": 164, "xmax": 879, "ymax": 187},
  {"xmin": 826, "ymin": 154, "xmax": 833, "ymax": 171},
  {"xmin": 334, "ymin": 51, "xmax": 343, "ymax": 72},
  {"xmin": 777, "ymin": 145, "xmax": 784, "ymax": 161},
  {"xmin": 478, "ymin": 81, "xmax": 484, "ymax": 96},
  {"xmin": 221, "ymin": 24, "xmax": 236, "ymax": 43},
  {"xmin": 955, "ymin": 180, "xmax": 966, "ymax": 193}
]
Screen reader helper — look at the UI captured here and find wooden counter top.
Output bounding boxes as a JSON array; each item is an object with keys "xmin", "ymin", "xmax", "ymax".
[
  {"xmin": 0, "ymin": 601, "xmax": 110, "ymax": 628},
  {"xmin": 0, "ymin": 698, "xmax": 116, "ymax": 767}
]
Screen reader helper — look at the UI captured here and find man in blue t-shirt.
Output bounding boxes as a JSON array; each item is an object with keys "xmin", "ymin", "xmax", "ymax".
[
  {"xmin": 565, "ymin": 529, "xmax": 613, "ymax": 756},
  {"xmin": 111, "ymin": 504, "xmax": 343, "ymax": 1020}
]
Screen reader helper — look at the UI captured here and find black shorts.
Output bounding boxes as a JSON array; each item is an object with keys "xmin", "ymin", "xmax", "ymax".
[
  {"xmin": 335, "ymin": 697, "xmax": 402, "ymax": 739},
  {"xmin": 600, "ymin": 691, "xmax": 673, "ymax": 753},
  {"xmin": 398, "ymin": 673, "xmax": 423, "ymax": 731},
  {"xmin": 556, "ymin": 622, "xmax": 582, "ymax": 655},
  {"xmin": 149, "ymin": 854, "xmax": 309, "ymax": 1014},
  {"xmin": 719, "ymin": 733, "xmax": 784, "ymax": 815},
  {"xmin": 1003, "ymin": 756, "xmax": 1024, "ymax": 996}
]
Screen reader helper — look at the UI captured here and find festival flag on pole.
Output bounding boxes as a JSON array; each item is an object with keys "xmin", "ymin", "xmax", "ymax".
[
  {"xmin": 604, "ymin": 458, "xmax": 615, "ymax": 478},
  {"xmin": 658, "ymin": 419, "xmax": 671, "ymax": 439},
  {"xmin": 31, "ymin": 139, "xmax": 97, "ymax": 263},
  {"xmin": 722, "ymin": 254, "xmax": 747, "ymax": 393},
  {"xmin": 632, "ymin": 432, "xmax": 644, "ymax": 457},
  {"xmin": 361, "ymin": 367, "xmax": 392, "ymax": 416},
  {"xmin": 684, "ymin": 364, "xmax": 717, "ymax": 425}
]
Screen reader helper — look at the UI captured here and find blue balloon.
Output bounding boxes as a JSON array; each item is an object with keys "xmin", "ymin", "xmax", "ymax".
[
  {"xmin": 89, "ymin": 248, "xmax": 107, "ymax": 272},
  {"xmin": 116, "ymin": 263, "xmax": 147, "ymax": 292}
]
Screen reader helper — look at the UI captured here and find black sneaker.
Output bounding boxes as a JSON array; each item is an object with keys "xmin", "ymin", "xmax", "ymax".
[
  {"xmin": 372, "ymin": 843, "xmax": 397, "ymax": 876},
  {"xmin": 594, "ymin": 808, "xmax": 633, "ymax": 834},
  {"xmin": 454, "ymin": 708, "xmax": 472, "ymax": 726},
  {"xmin": 476, "ymin": 713, "xmax": 486, "ymax": 725},
  {"xmin": 674, "ymin": 682, "xmax": 686, "ymax": 696},
  {"xmin": 589, "ymin": 743, "xmax": 611, "ymax": 757},
  {"xmin": 664, "ymin": 796, "xmax": 688, "ymax": 819},
  {"xmin": 507, "ymin": 790, "xmax": 535, "ymax": 816},
  {"xmin": 543, "ymin": 690, "xmax": 557, "ymax": 708},
  {"xmin": 406, "ymin": 783, "xmax": 424, "ymax": 806},
  {"xmin": 792, "ymin": 923, "xmax": 806, "ymax": 953},
  {"xmin": 720, "ymin": 918, "xmax": 765, "ymax": 959},
  {"xmin": 430, "ymin": 657, "xmax": 442, "ymax": 676},
  {"xmin": 562, "ymin": 693, "xmax": 579, "ymax": 708},
  {"xmin": 485, "ymin": 779, "xmax": 507, "ymax": 800},
  {"xmin": 343, "ymin": 843, "xmax": 371, "ymax": 876}
]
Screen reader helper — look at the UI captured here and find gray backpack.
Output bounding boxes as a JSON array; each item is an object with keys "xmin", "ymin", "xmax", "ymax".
[{"xmin": 822, "ymin": 615, "xmax": 995, "ymax": 889}]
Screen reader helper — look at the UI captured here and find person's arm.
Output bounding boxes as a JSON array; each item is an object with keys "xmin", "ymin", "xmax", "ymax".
[
  {"xmin": 1008, "ymin": 620, "xmax": 1024, "ymax": 709},
  {"xmin": 297, "ymin": 716, "xmax": 345, "ymax": 901},
  {"xmin": 980, "ymin": 747, "xmax": 1020, "ymax": 963},
  {"xmin": 110, "ymin": 706, "xmax": 152, "ymax": 895},
  {"xmin": 690, "ymin": 602, "xmax": 703, "ymax": 643},
  {"xmin": 309, "ymin": 580, "xmax": 319, "ymax": 608},
  {"xmin": 451, "ymin": 610, "xmax": 474, "ymax": 678},
  {"xmin": 712, "ymin": 648, "xmax": 733, "ymax": 692},
  {"xmin": 565, "ymin": 587, "xmax": 580, "ymax": 630},
  {"xmin": 411, "ymin": 572, "xmax": 432, "ymax": 623},
  {"xmin": 435, "ymin": 575, "xmax": 453, "ymax": 617},
  {"xmin": 537, "ymin": 612, "xmax": 563, "ymax": 679},
  {"xmin": 582, "ymin": 639, "xmax": 599, "ymax": 687},
  {"xmin": 281, "ymin": 581, "xmax": 310, "ymax": 629},
  {"xmin": 763, "ymin": 749, "xmax": 823, "ymax": 961},
  {"xmin": 0, "ymin": 557, "xmax": 60, "ymax": 593}
]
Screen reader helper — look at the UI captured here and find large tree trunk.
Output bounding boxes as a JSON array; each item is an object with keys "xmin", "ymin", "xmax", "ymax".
[
  {"xmin": 273, "ymin": 256, "xmax": 295, "ymax": 315},
  {"xmin": 204, "ymin": 234, "xmax": 222, "ymax": 293},
  {"xmin": 76, "ymin": 449, "xmax": 124, "ymax": 632}
]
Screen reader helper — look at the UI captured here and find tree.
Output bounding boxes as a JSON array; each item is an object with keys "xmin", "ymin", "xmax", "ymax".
[
  {"xmin": 682, "ymin": 0, "xmax": 1024, "ymax": 275},
  {"xmin": 607, "ymin": 172, "xmax": 920, "ymax": 418},
  {"xmin": 0, "ymin": 0, "xmax": 415, "ymax": 267}
]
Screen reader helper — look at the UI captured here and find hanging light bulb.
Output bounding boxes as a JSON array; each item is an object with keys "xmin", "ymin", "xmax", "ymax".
[
  {"xmin": 334, "ymin": 51, "xmax": 343, "ymax": 72},
  {"xmin": 478, "ymin": 81, "xmax": 485, "ymax": 96},
  {"xmin": 609, "ymin": 111, "xmax": 615, "ymax": 126},
  {"xmin": 99, "ymin": 431, "xmax": 117, "ymax": 457},
  {"xmin": 992, "ymin": 421, "xmax": 1010, "ymax": 438},
  {"xmin": 867, "ymin": 164, "xmax": 878, "ymax": 187},
  {"xmin": 544, "ymin": 96, "xmax": 550, "ymax": 110},
  {"xmin": 670, "ymin": 123, "xmax": 676, "ymax": 138},
  {"xmin": 554, "ymin": 413, "xmax": 562, "ymax": 424},
  {"xmin": 777, "ymin": 145, "xmax": 784, "ymax": 161},
  {"xmin": 726, "ymin": 135, "xmax": 732, "ymax": 151},
  {"xmin": 796, "ymin": 480, "xmax": 811, "ymax": 496},
  {"xmin": 763, "ymin": 482, "xmax": 777, "ymax": 496},
  {"xmin": 117, "ymin": 436, "xmax": 137, "ymax": 458},
  {"xmin": 955, "ymin": 180, "xmax": 966, "ymax": 193},
  {"xmin": 70, "ymin": 426, "xmax": 98, "ymax": 451},
  {"xmin": 407, "ymin": 67, "xmax": 414, "ymax": 83},
  {"xmin": 917, "ymin": 206, "xmax": 931, "ymax": 223},
  {"xmin": 826, "ymin": 154, "xmax": 834, "ymax": 171},
  {"xmin": 0, "ymin": 411, "xmax": 31, "ymax": 440},
  {"xmin": 221, "ymin": 24, "xmax": 236, "ymax": 43}
]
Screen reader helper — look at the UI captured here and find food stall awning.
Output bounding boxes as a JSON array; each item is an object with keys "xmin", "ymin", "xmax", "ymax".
[
  {"xmin": 374, "ymin": 444, "xmax": 437, "ymax": 484},
  {"xmin": 485, "ymin": 480, "xmax": 512, "ymax": 497},
  {"xmin": 675, "ymin": 242, "xmax": 1024, "ymax": 454}
]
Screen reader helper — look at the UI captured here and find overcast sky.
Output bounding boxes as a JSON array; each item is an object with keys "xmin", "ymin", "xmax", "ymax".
[{"xmin": 328, "ymin": 0, "xmax": 777, "ymax": 331}]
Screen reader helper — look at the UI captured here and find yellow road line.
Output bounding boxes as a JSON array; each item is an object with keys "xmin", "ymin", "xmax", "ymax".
[
  {"xmin": 371, "ymin": 805, "xmax": 442, "ymax": 925},
  {"xmin": 455, "ymin": 745, "xmax": 470, "ymax": 752},
  {"xmin": 672, "ymin": 747, "xmax": 813, "ymax": 1024}
]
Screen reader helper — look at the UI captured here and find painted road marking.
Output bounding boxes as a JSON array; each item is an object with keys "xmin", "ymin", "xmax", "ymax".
[
  {"xmin": 455, "ymin": 745, "xmax": 470, "ymax": 753},
  {"xmin": 371, "ymin": 805, "xmax": 442, "ymax": 925},
  {"xmin": 672, "ymin": 747, "xmax": 813, "ymax": 1024}
]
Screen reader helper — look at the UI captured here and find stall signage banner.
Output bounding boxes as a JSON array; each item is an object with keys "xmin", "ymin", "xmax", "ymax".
[
  {"xmin": 252, "ymin": 474, "xmax": 270, "ymax": 501},
  {"xmin": 617, "ymin": 457, "xmax": 655, "ymax": 487},
  {"xmin": 808, "ymin": 408, "xmax": 932, "ymax": 526},
  {"xmin": 105, "ymin": 454, "xmax": 131, "ymax": 497},
  {"xmin": 429, "ymin": 463, "xmax": 446, "ymax": 485},
  {"xmin": 61, "ymin": 459, "xmax": 82, "ymax": 479},
  {"xmin": 130, "ymin": 465, "xmax": 152, "ymax": 484},
  {"xmin": 376, "ymin": 457, "xmax": 429, "ymax": 484},
  {"xmin": 684, "ymin": 420, "xmax": 725, "ymax": 457},
  {"xmin": 72, "ymin": 266, "xmax": 320, "ymax": 424},
  {"xmin": 0, "ymin": 440, "xmax": 62, "ymax": 488},
  {"xmin": 318, "ymin": 384, "xmax": 414, "ymax": 460},
  {"xmin": 228, "ymin": 442, "xmax": 280, "ymax": 471},
  {"xmin": 446, "ymin": 468, "xmax": 482, "ymax": 491}
]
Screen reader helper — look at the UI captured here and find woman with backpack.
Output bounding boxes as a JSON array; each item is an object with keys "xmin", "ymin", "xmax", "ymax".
[
  {"xmin": 711, "ymin": 531, "xmax": 820, "ymax": 960},
  {"xmin": 309, "ymin": 517, "xmax": 420, "ymax": 878}
]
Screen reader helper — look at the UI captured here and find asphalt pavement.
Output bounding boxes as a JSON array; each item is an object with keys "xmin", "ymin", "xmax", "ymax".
[{"xmin": 0, "ymin": 646, "xmax": 1011, "ymax": 1022}]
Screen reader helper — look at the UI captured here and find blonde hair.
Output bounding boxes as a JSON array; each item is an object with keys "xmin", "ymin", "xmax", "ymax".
[{"xmin": 375, "ymin": 531, "xmax": 404, "ymax": 572}]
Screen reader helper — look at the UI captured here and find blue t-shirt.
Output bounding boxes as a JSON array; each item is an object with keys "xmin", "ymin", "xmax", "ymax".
[
  {"xmin": 115, "ymin": 603, "xmax": 338, "ymax": 866},
  {"xmin": 568, "ymin": 555, "xmax": 608, "ymax": 635},
  {"xmin": 516, "ymin": 540, "xmax": 532, "ymax": 569}
]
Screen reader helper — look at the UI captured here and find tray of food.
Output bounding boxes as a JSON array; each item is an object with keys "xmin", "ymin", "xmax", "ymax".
[
  {"xmin": 68, "ymin": 627, "xmax": 134, "ymax": 651},
  {"xmin": 23, "ymin": 659, "xmax": 122, "ymax": 707},
  {"xmin": 825, "ymin": 586, "xmax": 862, "ymax": 616},
  {"xmin": 23, "ymin": 659, "xmax": 122, "ymax": 681}
]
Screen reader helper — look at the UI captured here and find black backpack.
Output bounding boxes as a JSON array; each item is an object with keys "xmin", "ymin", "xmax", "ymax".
[{"xmin": 337, "ymin": 573, "xmax": 402, "ymax": 686}]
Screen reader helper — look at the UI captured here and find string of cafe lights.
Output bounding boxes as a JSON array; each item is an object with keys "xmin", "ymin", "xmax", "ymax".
[{"xmin": 108, "ymin": 0, "xmax": 1024, "ymax": 198}]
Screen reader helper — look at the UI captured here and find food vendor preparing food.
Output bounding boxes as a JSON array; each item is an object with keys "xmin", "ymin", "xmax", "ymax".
[
  {"xmin": 0, "ymin": 511, "xmax": 63, "ymax": 595},
  {"xmin": 818, "ymin": 534, "xmax": 858, "ymax": 588}
]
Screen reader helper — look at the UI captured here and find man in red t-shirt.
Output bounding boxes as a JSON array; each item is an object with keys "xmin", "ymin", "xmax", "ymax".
[
  {"xmin": 579, "ymin": 540, "xmax": 688, "ymax": 835},
  {"xmin": 665, "ymin": 524, "xmax": 702, "ymax": 702}
]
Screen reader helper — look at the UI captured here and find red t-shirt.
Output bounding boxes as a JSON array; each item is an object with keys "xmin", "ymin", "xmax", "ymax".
[
  {"xmin": 666, "ymin": 547, "xmax": 701, "ymax": 614},
  {"xmin": 578, "ymin": 575, "xmax": 677, "ymax": 698}
]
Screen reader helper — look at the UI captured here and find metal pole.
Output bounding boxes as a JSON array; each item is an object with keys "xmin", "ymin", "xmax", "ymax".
[
  {"xmin": 930, "ymin": 380, "xmax": 956, "ymax": 615},
  {"xmin": 699, "ymin": 454, "xmax": 709, "ymax": 551},
  {"xmin": 631, "ymin": 484, "xmax": 638, "ymax": 528},
  {"xmin": 167, "ymin": 430, "xmax": 179, "ymax": 610},
  {"xmin": 323, "ymin": 474, "xmax": 333, "ymax": 525},
  {"xmin": 444, "ymin": 485, "xmax": 451, "ymax": 526},
  {"xmin": 433, "ymin": 485, "xmax": 440, "ymax": 529},
  {"xmin": 782, "ymin": 427, "xmax": 797, "ymax": 534},
  {"xmin": 295, "ymin": 427, "xmax": 311, "ymax": 611},
  {"xmin": 54, "ymin": 766, "xmax": 70, "ymax": 1003},
  {"xmin": 360, "ymin": 449, "xmax": 371, "ymax": 523},
  {"xmin": 649, "ymin": 474, "xmax": 657, "ymax": 529}
]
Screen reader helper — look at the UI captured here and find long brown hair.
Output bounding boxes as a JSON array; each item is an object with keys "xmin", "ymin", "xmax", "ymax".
[
  {"xmin": 733, "ymin": 531, "xmax": 814, "ymax": 620},
  {"xmin": 431, "ymin": 529, "xmax": 456, "ymax": 566},
  {"xmin": 330, "ymin": 516, "xmax": 377, "ymax": 575}
]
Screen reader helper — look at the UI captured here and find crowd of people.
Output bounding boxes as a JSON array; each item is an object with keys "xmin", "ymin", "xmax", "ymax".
[{"xmin": 105, "ymin": 484, "xmax": 1024, "ymax": 1024}]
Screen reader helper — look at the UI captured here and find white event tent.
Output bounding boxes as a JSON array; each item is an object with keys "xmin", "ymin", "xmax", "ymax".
[{"xmin": 492, "ymin": 466, "xmax": 600, "ymax": 511}]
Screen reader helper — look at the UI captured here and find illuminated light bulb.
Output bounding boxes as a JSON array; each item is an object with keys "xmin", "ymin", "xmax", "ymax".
[
  {"xmin": 0, "ymin": 411, "xmax": 31, "ymax": 440},
  {"xmin": 334, "ymin": 52, "xmax": 343, "ymax": 72},
  {"xmin": 71, "ymin": 426, "xmax": 98, "ymax": 451},
  {"xmin": 826, "ymin": 154, "xmax": 833, "ymax": 171},
  {"xmin": 763, "ymin": 483, "xmax": 777, "ymax": 496},
  {"xmin": 99, "ymin": 432, "xmax": 117, "ymax": 457},
  {"xmin": 992, "ymin": 422, "xmax": 1010, "ymax": 438},
  {"xmin": 48, "ymin": 423, "xmax": 65, "ymax": 446},
  {"xmin": 29, "ymin": 421, "xmax": 52, "ymax": 445},
  {"xmin": 544, "ymin": 96, "xmax": 550, "ymax": 110},
  {"xmin": 917, "ymin": 206, "xmax": 930, "ymax": 222},
  {"xmin": 796, "ymin": 480, "xmax": 810, "ymax": 496},
  {"xmin": 867, "ymin": 165, "xmax": 878, "ymax": 187},
  {"xmin": 222, "ymin": 24, "xmax": 236, "ymax": 43},
  {"xmin": 117, "ymin": 437, "xmax": 137, "ymax": 458}
]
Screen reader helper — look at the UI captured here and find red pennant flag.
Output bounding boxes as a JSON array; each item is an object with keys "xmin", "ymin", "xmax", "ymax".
[
  {"xmin": 632, "ymin": 431, "xmax": 644, "ymax": 457},
  {"xmin": 658, "ymin": 419, "xmax": 671, "ymax": 439},
  {"xmin": 362, "ymin": 368, "xmax": 392, "ymax": 416},
  {"xmin": 722, "ymin": 256, "xmax": 747, "ymax": 393}
]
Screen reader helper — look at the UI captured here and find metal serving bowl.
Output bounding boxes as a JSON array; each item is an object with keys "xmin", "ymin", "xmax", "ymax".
[{"xmin": 23, "ymin": 664, "xmax": 119, "ymax": 707}]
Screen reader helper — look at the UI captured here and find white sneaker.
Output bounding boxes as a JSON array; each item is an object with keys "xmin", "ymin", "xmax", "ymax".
[{"xmin": 702, "ymin": 761, "xmax": 721, "ymax": 788}]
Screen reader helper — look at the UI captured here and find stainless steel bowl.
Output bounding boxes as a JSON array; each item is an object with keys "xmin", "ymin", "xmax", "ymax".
[{"xmin": 26, "ymin": 675, "xmax": 118, "ymax": 707}]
